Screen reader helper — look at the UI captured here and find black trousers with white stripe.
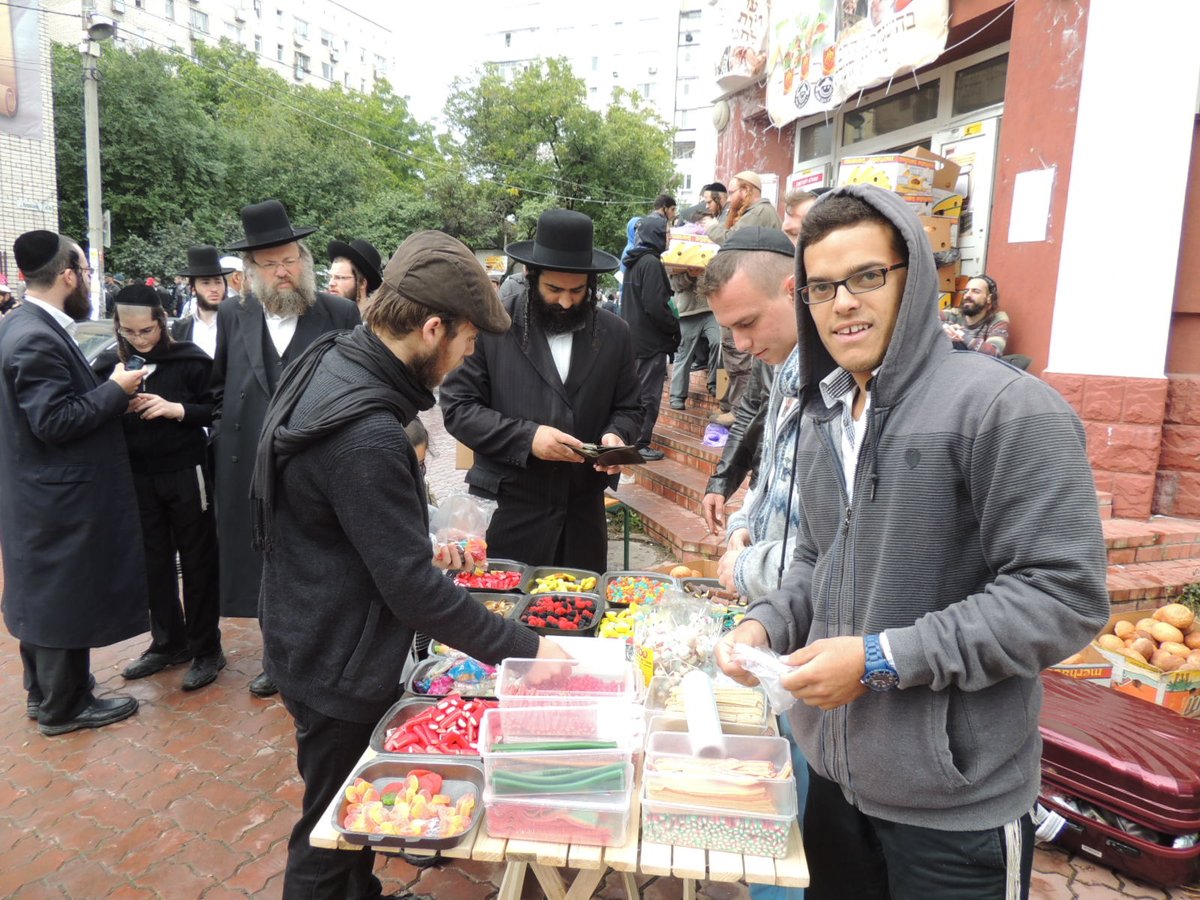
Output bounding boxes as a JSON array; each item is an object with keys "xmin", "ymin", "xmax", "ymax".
[{"xmin": 803, "ymin": 768, "xmax": 1034, "ymax": 900}]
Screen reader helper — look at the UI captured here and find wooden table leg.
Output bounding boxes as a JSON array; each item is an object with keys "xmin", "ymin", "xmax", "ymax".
[
  {"xmin": 497, "ymin": 861, "xmax": 528, "ymax": 900},
  {"xmin": 563, "ymin": 866, "xmax": 608, "ymax": 900},
  {"xmin": 619, "ymin": 869, "xmax": 641, "ymax": 899}
]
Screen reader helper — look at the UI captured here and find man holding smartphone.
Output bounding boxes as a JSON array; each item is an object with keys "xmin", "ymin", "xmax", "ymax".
[{"xmin": 0, "ymin": 231, "xmax": 147, "ymax": 735}]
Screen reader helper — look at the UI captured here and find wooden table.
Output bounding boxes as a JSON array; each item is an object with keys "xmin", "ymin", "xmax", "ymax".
[{"xmin": 311, "ymin": 748, "xmax": 809, "ymax": 898}]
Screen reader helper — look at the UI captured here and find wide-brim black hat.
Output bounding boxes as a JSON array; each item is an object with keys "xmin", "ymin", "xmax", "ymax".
[
  {"xmin": 224, "ymin": 199, "xmax": 318, "ymax": 252},
  {"xmin": 505, "ymin": 209, "xmax": 619, "ymax": 274},
  {"xmin": 179, "ymin": 245, "xmax": 235, "ymax": 278},
  {"xmin": 327, "ymin": 238, "xmax": 383, "ymax": 292}
]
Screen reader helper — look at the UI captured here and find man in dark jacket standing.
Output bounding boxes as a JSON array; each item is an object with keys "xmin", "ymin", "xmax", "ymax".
[
  {"xmin": 214, "ymin": 200, "xmax": 360, "ymax": 697},
  {"xmin": 255, "ymin": 230, "xmax": 562, "ymax": 899},
  {"xmin": 440, "ymin": 209, "xmax": 642, "ymax": 574},
  {"xmin": 0, "ymin": 231, "xmax": 147, "ymax": 735},
  {"xmin": 621, "ymin": 215, "xmax": 679, "ymax": 461}
]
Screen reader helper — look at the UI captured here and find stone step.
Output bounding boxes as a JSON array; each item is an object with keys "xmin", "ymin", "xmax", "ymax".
[
  {"xmin": 657, "ymin": 405, "xmax": 721, "ymax": 437},
  {"xmin": 632, "ymin": 454, "xmax": 716, "ymax": 513},
  {"xmin": 609, "ymin": 482, "xmax": 726, "ymax": 560},
  {"xmin": 1097, "ymin": 491, "xmax": 1113, "ymax": 520},
  {"xmin": 649, "ymin": 424, "xmax": 723, "ymax": 472}
]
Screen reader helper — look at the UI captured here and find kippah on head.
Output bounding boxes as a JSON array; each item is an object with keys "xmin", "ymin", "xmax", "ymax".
[
  {"xmin": 720, "ymin": 226, "xmax": 795, "ymax": 258},
  {"xmin": 13, "ymin": 230, "xmax": 61, "ymax": 274},
  {"xmin": 113, "ymin": 284, "xmax": 162, "ymax": 308}
]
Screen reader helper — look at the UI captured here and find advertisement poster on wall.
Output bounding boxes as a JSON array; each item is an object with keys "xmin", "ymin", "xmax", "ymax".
[
  {"xmin": 714, "ymin": 0, "xmax": 770, "ymax": 96},
  {"xmin": 0, "ymin": 2, "xmax": 44, "ymax": 139},
  {"xmin": 765, "ymin": 0, "xmax": 948, "ymax": 127}
]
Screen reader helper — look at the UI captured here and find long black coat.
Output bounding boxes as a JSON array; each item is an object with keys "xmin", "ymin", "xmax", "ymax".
[
  {"xmin": 0, "ymin": 303, "xmax": 148, "ymax": 648},
  {"xmin": 210, "ymin": 291, "xmax": 360, "ymax": 616},
  {"xmin": 439, "ymin": 295, "xmax": 642, "ymax": 573}
]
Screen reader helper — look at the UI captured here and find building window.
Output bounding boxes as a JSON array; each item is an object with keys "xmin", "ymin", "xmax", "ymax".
[
  {"xmin": 320, "ymin": 30, "xmax": 333, "ymax": 47},
  {"xmin": 842, "ymin": 82, "xmax": 940, "ymax": 146},
  {"xmin": 276, "ymin": 43, "xmax": 284, "ymax": 61},
  {"xmin": 374, "ymin": 54, "xmax": 386, "ymax": 72},
  {"xmin": 591, "ymin": 56, "xmax": 599, "ymax": 71},
  {"xmin": 680, "ymin": 9, "xmax": 700, "ymax": 20},
  {"xmin": 253, "ymin": 0, "xmax": 261, "ymax": 16},
  {"xmin": 673, "ymin": 141, "xmax": 696, "ymax": 159},
  {"xmin": 797, "ymin": 120, "xmax": 833, "ymax": 161},
  {"xmin": 952, "ymin": 54, "xmax": 1008, "ymax": 116},
  {"xmin": 504, "ymin": 32, "xmax": 511, "ymax": 47},
  {"xmin": 321, "ymin": 61, "xmax": 333, "ymax": 80},
  {"xmin": 164, "ymin": 0, "xmax": 174, "ymax": 19},
  {"xmin": 111, "ymin": 0, "xmax": 125, "ymax": 12},
  {"xmin": 254, "ymin": 34, "xmax": 262, "ymax": 53},
  {"xmin": 189, "ymin": 9, "xmax": 209, "ymax": 32},
  {"xmin": 294, "ymin": 18, "xmax": 308, "ymax": 38},
  {"xmin": 276, "ymin": 9, "xmax": 283, "ymax": 27},
  {"xmin": 682, "ymin": 173, "xmax": 693, "ymax": 190},
  {"xmin": 295, "ymin": 52, "xmax": 310, "ymax": 78},
  {"xmin": 677, "ymin": 108, "xmax": 692, "ymax": 128},
  {"xmin": 134, "ymin": 0, "xmax": 142, "ymax": 7}
]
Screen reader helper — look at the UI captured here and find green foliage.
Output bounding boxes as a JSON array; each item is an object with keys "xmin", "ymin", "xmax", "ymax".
[
  {"xmin": 51, "ymin": 43, "xmax": 675, "ymax": 279},
  {"xmin": 1177, "ymin": 583, "xmax": 1200, "ymax": 615}
]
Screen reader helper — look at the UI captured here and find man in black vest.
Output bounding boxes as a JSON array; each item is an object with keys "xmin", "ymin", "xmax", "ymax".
[{"xmin": 214, "ymin": 200, "xmax": 360, "ymax": 697}]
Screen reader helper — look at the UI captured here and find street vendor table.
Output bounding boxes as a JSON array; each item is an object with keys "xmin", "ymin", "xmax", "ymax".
[{"xmin": 311, "ymin": 747, "xmax": 809, "ymax": 899}]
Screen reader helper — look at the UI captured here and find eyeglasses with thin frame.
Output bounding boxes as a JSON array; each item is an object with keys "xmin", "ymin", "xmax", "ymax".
[
  {"xmin": 71, "ymin": 263, "xmax": 93, "ymax": 280},
  {"xmin": 118, "ymin": 323, "xmax": 161, "ymax": 339},
  {"xmin": 253, "ymin": 257, "xmax": 301, "ymax": 272},
  {"xmin": 799, "ymin": 262, "xmax": 907, "ymax": 306}
]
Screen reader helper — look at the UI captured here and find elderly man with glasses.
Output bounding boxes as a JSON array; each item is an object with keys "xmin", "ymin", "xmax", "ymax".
[{"xmin": 213, "ymin": 200, "xmax": 360, "ymax": 698}]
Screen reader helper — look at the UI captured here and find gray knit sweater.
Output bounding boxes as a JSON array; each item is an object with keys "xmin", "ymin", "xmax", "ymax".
[{"xmin": 746, "ymin": 185, "xmax": 1109, "ymax": 831}]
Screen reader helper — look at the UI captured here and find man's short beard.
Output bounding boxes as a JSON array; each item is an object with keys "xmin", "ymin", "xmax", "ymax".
[
  {"xmin": 64, "ymin": 278, "xmax": 93, "ymax": 321},
  {"xmin": 532, "ymin": 293, "xmax": 592, "ymax": 335},
  {"xmin": 408, "ymin": 340, "xmax": 452, "ymax": 391},
  {"xmin": 961, "ymin": 301, "xmax": 985, "ymax": 317},
  {"xmin": 197, "ymin": 294, "xmax": 223, "ymax": 313},
  {"xmin": 250, "ymin": 259, "xmax": 318, "ymax": 317}
]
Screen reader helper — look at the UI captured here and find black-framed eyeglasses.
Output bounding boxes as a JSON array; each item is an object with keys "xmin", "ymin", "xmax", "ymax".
[{"xmin": 799, "ymin": 262, "xmax": 907, "ymax": 306}]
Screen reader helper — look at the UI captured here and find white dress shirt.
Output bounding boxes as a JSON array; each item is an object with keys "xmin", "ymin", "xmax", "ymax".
[
  {"xmin": 23, "ymin": 294, "xmax": 77, "ymax": 337},
  {"xmin": 264, "ymin": 310, "xmax": 299, "ymax": 357},
  {"xmin": 190, "ymin": 312, "xmax": 219, "ymax": 358},
  {"xmin": 547, "ymin": 332, "xmax": 572, "ymax": 383}
]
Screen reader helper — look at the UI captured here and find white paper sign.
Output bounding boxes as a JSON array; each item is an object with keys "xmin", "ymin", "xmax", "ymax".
[{"xmin": 1008, "ymin": 167, "xmax": 1056, "ymax": 243}]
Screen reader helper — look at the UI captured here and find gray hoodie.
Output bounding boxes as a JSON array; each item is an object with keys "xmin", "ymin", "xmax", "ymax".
[{"xmin": 746, "ymin": 184, "xmax": 1109, "ymax": 831}]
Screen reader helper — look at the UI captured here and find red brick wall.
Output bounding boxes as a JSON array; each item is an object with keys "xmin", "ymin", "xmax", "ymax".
[
  {"xmin": 1044, "ymin": 373, "xmax": 1166, "ymax": 520},
  {"xmin": 712, "ymin": 90, "xmax": 796, "ymax": 215},
  {"xmin": 1156, "ymin": 375, "xmax": 1200, "ymax": 517}
]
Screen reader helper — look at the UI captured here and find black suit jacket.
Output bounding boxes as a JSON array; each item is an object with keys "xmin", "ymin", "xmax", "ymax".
[
  {"xmin": 210, "ymin": 291, "xmax": 360, "ymax": 616},
  {"xmin": 0, "ymin": 303, "xmax": 148, "ymax": 647}
]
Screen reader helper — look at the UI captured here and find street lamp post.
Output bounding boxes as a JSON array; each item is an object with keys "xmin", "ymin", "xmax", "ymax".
[{"xmin": 80, "ymin": 4, "xmax": 115, "ymax": 319}]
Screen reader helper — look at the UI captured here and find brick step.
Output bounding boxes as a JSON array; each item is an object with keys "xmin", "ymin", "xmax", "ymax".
[
  {"xmin": 608, "ymin": 483, "xmax": 726, "ymax": 560},
  {"xmin": 1107, "ymin": 558, "xmax": 1200, "ymax": 611},
  {"xmin": 1097, "ymin": 491, "xmax": 1113, "ymax": 520},
  {"xmin": 1102, "ymin": 515, "xmax": 1200, "ymax": 564},
  {"xmin": 632, "ymin": 454, "xmax": 717, "ymax": 513},
  {"xmin": 649, "ymin": 424, "xmax": 723, "ymax": 472},
  {"xmin": 657, "ymin": 405, "xmax": 721, "ymax": 437}
]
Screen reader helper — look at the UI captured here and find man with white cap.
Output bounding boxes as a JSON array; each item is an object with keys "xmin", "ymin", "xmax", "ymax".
[
  {"xmin": 221, "ymin": 255, "xmax": 245, "ymax": 301},
  {"xmin": 704, "ymin": 170, "xmax": 783, "ymax": 244}
]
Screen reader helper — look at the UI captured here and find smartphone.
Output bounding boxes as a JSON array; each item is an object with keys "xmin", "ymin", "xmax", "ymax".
[{"xmin": 126, "ymin": 355, "xmax": 147, "ymax": 391}]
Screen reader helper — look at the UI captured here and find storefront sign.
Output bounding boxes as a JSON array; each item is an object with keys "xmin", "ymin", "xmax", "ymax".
[
  {"xmin": 765, "ymin": 0, "xmax": 948, "ymax": 127},
  {"xmin": 714, "ymin": 0, "xmax": 769, "ymax": 96},
  {"xmin": 787, "ymin": 165, "xmax": 830, "ymax": 191}
]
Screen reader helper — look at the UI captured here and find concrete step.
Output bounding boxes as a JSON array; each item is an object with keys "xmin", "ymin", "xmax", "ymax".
[
  {"xmin": 1097, "ymin": 491, "xmax": 1113, "ymax": 520},
  {"xmin": 608, "ymin": 482, "xmax": 727, "ymax": 560},
  {"xmin": 1107, "ymin": 558, "xmax": 1200, "ymax": 612},
  {"xmin": 657, "ymin": 405, "xmax": 722, "ymax": 437},
  {"xmin": 632, "ymin": 454, "xmax": 718, "ymax": 514}
]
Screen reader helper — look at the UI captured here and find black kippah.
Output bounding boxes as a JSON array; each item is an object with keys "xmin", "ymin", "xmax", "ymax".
[
  {"xmin": 113, "ymin": 284, "xmax": 162, "ymax": 308},
  {"xmin": 13, "ymin": 230, "xmax": 61, "ymax": 274}
]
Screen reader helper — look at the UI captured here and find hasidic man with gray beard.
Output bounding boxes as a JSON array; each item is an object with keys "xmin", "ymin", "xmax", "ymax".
[{"xmin": 212, "ymin": 200, "xmax": 360, "ymax": 697}]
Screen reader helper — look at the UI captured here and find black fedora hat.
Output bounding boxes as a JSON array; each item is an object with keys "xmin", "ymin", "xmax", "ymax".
[
  {"xmin": 327, "ymin": 238, "xmax": 383, "ymax": 292},
  {"xmin": 225, "ymin": 199, "xmax": 318, "ymax": 252},
  {"xmin": 505, "ymin": 209, "xmax": 619, "ymax": 274},
  {"xmin": 179, "ymin": 245, "xmax": 235, "ymax": 278}
]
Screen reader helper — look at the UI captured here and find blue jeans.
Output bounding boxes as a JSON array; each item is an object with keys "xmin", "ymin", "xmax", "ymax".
[{"xmin": 749, "ymin": 714, "xmax": 807, "ymax": 899}]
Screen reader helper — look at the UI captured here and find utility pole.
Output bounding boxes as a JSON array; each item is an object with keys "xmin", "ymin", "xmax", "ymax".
[{"xmin": 80, "ymin": 2, "xmax": 115, "ymax": 318}]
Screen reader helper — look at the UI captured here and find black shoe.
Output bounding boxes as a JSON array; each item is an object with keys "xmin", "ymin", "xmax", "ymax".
[
  {"xmin": 669, "ymin": 400, "xmax": 686, "ymax": 410},
  {"xmin": 248, "ymin": 671, "xmax": 278, "ymax": 697},
  {"xmin": 39, "ymin": 696, "xmax": 138, "ymax": 736},
  {"xmin": 27, "ymin": 674, "xmax": 96, "ymax": 720},
  {"xmin": 637, "ymin": 447, "xmax": 665, "ymax": 462},
  {"xmin": 181, "ymin": 651, "xmax": 226, "ymax": 692},
  {"xmin": 122, "ymin": 646, "xmax": 192, "ymax": 680}
]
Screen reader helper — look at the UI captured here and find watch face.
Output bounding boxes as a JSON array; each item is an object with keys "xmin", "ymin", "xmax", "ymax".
[{"xmin": 861, "ymin": 670, "xmax": 899, "ymax": 692}]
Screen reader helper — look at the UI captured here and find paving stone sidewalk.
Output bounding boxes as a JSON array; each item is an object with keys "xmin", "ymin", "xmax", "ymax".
[{"xmin": 0, "ymin": 400, "xmax": 1192, "ymax": 898}]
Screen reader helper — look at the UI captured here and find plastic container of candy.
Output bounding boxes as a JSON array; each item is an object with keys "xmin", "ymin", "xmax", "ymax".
[
  {"xmin": 484, "ymin": 784, "xmax": 633, "ymax": 846},
  {"xmin": 600, "ymin": 571, "xmax": 676, "ymax": 607},
  {"xmin": 496, "ymin": 657, "xmax": 638, "ymax": 710},
  {"xmin": 512, "ymin": 592, "xmax": 606, "ymax": 637},
  {"xmin": 645, "ymin": 732, "xmax": 793, "ymax": 785},
  {"xmin": 678, "ymin": 577, "xmax": 748, "ymax": 607},
  {"xmin": 644, "ymin": 713, "xmax": 776, "ymax": 743},
  {"xmin": 453, "ymin": 559, "xmax": 527, "ymax": 593},
  {"xmin": 640, "ymin": 786, "xmax": 796, "ymax": 858},
  {"xmin": 644, "ymin": 674, "xmax": 769, "ymax": 728}
]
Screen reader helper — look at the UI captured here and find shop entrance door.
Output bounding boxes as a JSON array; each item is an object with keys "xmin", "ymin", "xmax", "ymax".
[{"xmin": 932, "ymin": 115, "xmax": 1001, "ymax": 277}]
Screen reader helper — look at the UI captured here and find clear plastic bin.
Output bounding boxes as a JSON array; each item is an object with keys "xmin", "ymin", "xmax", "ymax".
[
  {"xmin": 478, "ymin": 704, "xmax": 637, "ymax": 791},
  {"xmin": 485, "ymin": 785, "xmax": 633, "ymax": 846},
  {"xmin": 497, "ymin": 657, "xmax": 638, "ymax": 709},
  {"xmin": 640, "ymin": 786, "xmax": 795, "ymax": 858},
  {"xmin": 644, "ymin": 732, "xmax": 796, "ymax": 817},
  {"xmin": 645, "ymin": 713, "xmax": 776, "ymax": 745},
  {"xmin": 644, "ymin": 674, "xmax": 769, "ymax": 728}
]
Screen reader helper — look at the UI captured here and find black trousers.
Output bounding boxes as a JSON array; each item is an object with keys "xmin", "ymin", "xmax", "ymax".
[
  {"xmin": 21, "ymin": 643, "xmax": 92, "ymax": 726},
  {"xmin": 281, "ymin": 694, "xmax": 382, "ymax": 900},
  {"xmin": 483, "ymin": 477, "xmax": 608, "ymax": 574},
  {"xmin": 133, "ymin": 466, "xmax": 221, "ymax": 658},
  {"xmin": 635, "ymin": 353, "xmax": 668, "ymax": 447},
  {"xmin": 804, "ymin": 768, "xmax": 1035, "ymax": 900}
]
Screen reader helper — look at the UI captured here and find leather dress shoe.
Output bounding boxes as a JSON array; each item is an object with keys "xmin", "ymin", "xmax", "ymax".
[
  {"xmin": 181, "ymin": 651, "xmax": 226, "ymax": 692},
  {"xmin": 39, "ymin": 696, "xmax": 138, "ymax": 736},
  {"xmin": 248, "ymin": 671, "xmax": 278, "ymax": 697},
  {"xmin": 637, "ymin": 447, "xmax": 665, "ymax": 462},
  {"xmin": 27, "ymin": 674, "xmax": 96, "ymax": 719},
  {"xmin": 122, "ymin": 646, "xmax": 192, "ymax": 680}
]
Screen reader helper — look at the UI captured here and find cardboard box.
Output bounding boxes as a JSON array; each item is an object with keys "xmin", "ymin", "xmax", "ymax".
[
  {"xmin": 1090, "ymin": 608, "xmax": 1200, "ymax": 718},
  {"xmin": 648, "ymin": 559, "xmax": 719, "ymax": 579},
  {"xmin": 662, "ymin": 229, "xmax": 719, "ymax": 270},
  {"xmin": 837, "ymin": 153, "xmax": 934, "ymax": 202},
  {"xmin": 1046, "ymin": 646, "xmax": 1114, "ymax": 685},
  {"xmin": 920, "ymin": 216, "xmax": 954, "ymax": 253},
  {"xmin": 455, "ymin": 441, "xmax": 474, "ymax": 470},
  {"xmin": 904, "ymin": 146, "xmax": 961, "ymax": 192},
  {"xmin": 937, "ymin": 262, "xmax": 959, "ymax": 294}
]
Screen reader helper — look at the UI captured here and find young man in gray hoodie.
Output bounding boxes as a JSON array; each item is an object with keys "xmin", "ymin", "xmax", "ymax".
[{"xmin": 717, "ymin": 185, "xmax": 1109, "ymax": 899}]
